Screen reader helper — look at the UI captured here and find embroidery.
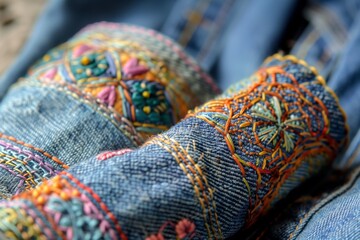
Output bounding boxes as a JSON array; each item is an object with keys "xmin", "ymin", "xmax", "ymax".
[
  {"xmin": 23, "ymin": 22, "xmax": 218, "ymax": 139},
  {"xmin": 0, "ymin": 173, "xmax": 127, "ymax": 240},
  {"xmin": 97, "ymin": 148, "xmax": 133, "ymax": 161},
  {"xmin": 0, "ymin": 132, "xmax": 69, "ymax": 169},
  {"xmin": 147, "ymin": 135, "xmax": 222, "ymax": 239},
  {"xmin": 146, "ymin": 218, "xmax": 196, "ymax": 240},
  {"xmin": 187, "ymin": 54, "xmax": 348, "ymax": 226},
  {"xmin": 0, "ymin": 140, "xmax": 60, "ymax": 197}
]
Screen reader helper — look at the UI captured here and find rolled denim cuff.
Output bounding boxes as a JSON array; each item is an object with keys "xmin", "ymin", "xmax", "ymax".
[
  {"xmin": 0, "ymin": 22, "xmax": 218, "ymax": 199},
  {"xmin": 0, "ymin": 55, "xmax": 348, "ymax": 239}
]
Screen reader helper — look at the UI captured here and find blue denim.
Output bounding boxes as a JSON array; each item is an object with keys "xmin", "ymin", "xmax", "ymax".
[
  {"xmin": 235, "ymin": 136, "xmax": 360, "ymax": 239},
  {"xmin": 0, "ymin": 56, "xmax": 348, "ymax": 239},
  {"xmin": 0, "ymin": 23, "xmax": 217, "ymax": 199},
  {"xmin": 0, "ymin": 0, "xmax": 360, "ymax": 239}
]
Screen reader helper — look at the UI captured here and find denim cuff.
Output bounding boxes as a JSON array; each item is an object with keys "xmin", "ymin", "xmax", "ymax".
[
  {"xmin": 0, "ymin": 22, "xmax": 217, "ymax": 199},
  {"xmin": 0, "ymin": 55, "xmax": 348, "ymax": 239}
]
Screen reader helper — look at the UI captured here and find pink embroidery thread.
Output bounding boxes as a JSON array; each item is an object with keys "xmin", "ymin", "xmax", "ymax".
[
  {"xmin": 42, "ymin": 68, "xmax": 58, "ymax": 79},
  {"xmin": 73, "ymin": 45, "xmax": 93, "ymax": 57},
  {"xmin": 96, "ymin": 149, "xmax": 133, "ymax": 161},
  {"xmin": 123, "ymin": 58, "xmax": 149, "ymax": 77},
  {"xmin": 97, "ymin": 86, "xmax": 116, "ymax": 107}
]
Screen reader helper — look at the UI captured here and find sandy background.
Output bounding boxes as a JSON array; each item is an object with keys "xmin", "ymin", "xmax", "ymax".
[{"xmin": 0, "ymin": 0, "xmax": 45, "ymax": 74}]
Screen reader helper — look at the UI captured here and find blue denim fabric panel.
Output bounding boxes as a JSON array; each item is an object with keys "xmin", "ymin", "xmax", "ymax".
[
  {"xmin": 161, "ymin": 0, "xmax": 239, "ymax": 70},
  {"xmin": 234, "ymin": 167, "xmax": 360, "ymax": 240},
  {"xmin": 68, "ymin": 118, "xmax": 236, "ymax": 238},
  {"xmin": 312, "ymin": 0, "xmax": 360, "ymax": 28},
  {"xmin": 328, "ymin": 11, "xmax": 360, "ymax": 143},
  {"xmin": 0, "ymin": 56, "xmax": 347, "ymax": 239},
  {"xmin": 337, "ymin": 129, "xmax": 360, "ymax": 169},
  {"xmin": 0, "ymin": 0, "xmax": 175, "ymax": 99},
  {"xmin": 0, "ymin": 84, "xmax": 136, "ymax": 199},
  {"xmin": 290, "ymin": 0, "xmax": 360, "ymax": 79},
  {"xmin": 295, "ymin": 167, "xmax": 360, "ymax": 239},
  {"xmin": 218, "ymin": 0, "xmax": 297, "ymax": 89}
]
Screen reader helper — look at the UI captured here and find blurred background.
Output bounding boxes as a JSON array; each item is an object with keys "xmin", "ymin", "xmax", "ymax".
[{"xmin": 0, "ymin": 0, "xmax": 45, "ymax": 74}]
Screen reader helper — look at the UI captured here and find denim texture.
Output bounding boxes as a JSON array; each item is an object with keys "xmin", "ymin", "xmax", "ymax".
[
  {"xmin": 0, "ymin": 0, "xmax": 359, "ymax": 239},
  {"xmin": 0, "ymin": 23, "xmax": 217, "ymax": 199},
  {"xmin": 0, "ymin": 56, "xmax": 348, "ymax": 239}
]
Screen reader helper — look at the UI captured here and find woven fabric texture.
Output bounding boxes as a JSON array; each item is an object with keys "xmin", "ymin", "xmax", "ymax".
[
  {"xmin": 0, "ymin": 55, "xmax": 348, "ymax": 239},
  {"xmin": 0, "ymin": 22, "xmax": 217, "ymax": 199}
]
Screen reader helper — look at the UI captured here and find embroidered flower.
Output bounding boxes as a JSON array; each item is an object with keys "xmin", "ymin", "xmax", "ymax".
[
  {"xmin": 175, "ymin": 219, "xmax": 196, "ymax": 239},
  {"xmin": 71, "ymin": 52, "xmax": 111, "ymax": 80},
  {"xmin": 252, "ymin": 96, "xmax": 306, "ymax": 152}
]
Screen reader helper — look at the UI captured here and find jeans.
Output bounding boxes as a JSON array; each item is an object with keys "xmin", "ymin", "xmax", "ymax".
[{"xmin": 0, "ymin": 0, "xmax": 359, "ymax": 239}]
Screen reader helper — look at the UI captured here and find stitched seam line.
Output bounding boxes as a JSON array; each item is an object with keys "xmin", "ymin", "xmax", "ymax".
[
  {"xmin": 0, "ymin": 133, "xmax": 69, "ymax": 169},
  {"xmin": 14, "ymin": 80, "xmax": 143, "ymax": 146},
  {"xmin": 288, "ymin": 166, "xmax": 360, "ymax": 239},
  {"xmin": 148, "ymin": 135, "xmax": 222, "ymax": 239}
]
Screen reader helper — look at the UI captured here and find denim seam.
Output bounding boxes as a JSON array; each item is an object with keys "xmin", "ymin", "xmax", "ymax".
[
  {"xmin": 12, "ymin": 80, "xmax": 143, "ymax": 146},
  {"xmin": 0, "ymin": 132, "xmax": 69, "ymax": 169},
  {"xmin": 288, "ymin": 166, "xmax": 360, "ymax": 239},
  {"xmin": 147, "ymin": 135, "xmax": 223, "ymax": 239},
  {"xmin": 0, "ymin": 140, "xmax": 60, "ymax": 196}
]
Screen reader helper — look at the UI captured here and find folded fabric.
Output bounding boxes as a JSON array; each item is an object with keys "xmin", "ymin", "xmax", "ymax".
[
  {"xmin": 0, "ymin": 55, "xmax": 348, "ymax": 239},
  {"xmin": 0, "ymin": 22, "xmax": 218, "ymax": 199}
]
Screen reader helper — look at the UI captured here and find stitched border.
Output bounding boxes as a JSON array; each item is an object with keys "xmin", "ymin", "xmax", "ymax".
[
  {"xmin": 186, "ymin": 54, "xmax": 348, "ymax": 226},
  {"xmin": 147, "ymin": 135, "xmax": 222, "ymax": 239},
  {"xmin": 13, "ymin": 80, "xmax": 143, "ymax": 146},
  {"xmin": 79, "ymin": 22, "xmax": 220, "ymax": 95},
  {"xmin": 0, "ymin": 133, "xmax": 69, "ymax": 169}
]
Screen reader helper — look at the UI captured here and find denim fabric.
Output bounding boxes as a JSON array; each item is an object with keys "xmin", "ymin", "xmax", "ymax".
[
  {"xmin": 0, "ymin": 0, "xmax": 359, "ymax": 239},
  {"xmin": 237, "ymin": 148, "xmax": 360, "ymax": 240},
  {"xmin": 0, "ymin": 0, "xmax": 175, "ymax": 99},
  {"xmin": 294, "ymin": 167, "xmax": 360, "ymax": 239},
  {"xmin": 0, "ymin": 23, "xmax": 217, "ymax": 199},
  {"xmin": 0, "ymin": 56, "xmax": 348, "ymax": 239}
]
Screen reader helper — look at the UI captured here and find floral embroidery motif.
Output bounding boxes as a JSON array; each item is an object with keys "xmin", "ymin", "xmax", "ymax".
[
  {"xmin": 70, "ymin": 51, "xmax": 115, "ymax": 80},
  {"xmin": 188, "ymin": 55, "xmax": 348, "ymax": 226},
  {"xmin": 146, "ymin": 218, "xmax": 196, "ymax": 240},
  {"xmin": 0, "ymin": 173, "xmax": 126, "ymax": 239},
  {"xmin": 126, "ymin": 80, "xmax": 173, "ymax": 126},
  {"xmin": 123, "ymin": 57, "xmax": 149, "ymax": 77},
  {"xmin": 29, "ymin": 25, "xmax": 213, "ymax": 138},
  {"xmin": 252, "ymin": 96, "xmax": 306, "ymax": 152}
]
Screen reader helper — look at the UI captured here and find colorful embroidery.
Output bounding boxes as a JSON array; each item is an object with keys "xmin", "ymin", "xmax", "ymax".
[
  {"xmin": 0, "ymin": 173, "xmax": 126, "ymax": 240},
  {"xmin": 187, "ymin": 54, "xmax": 348, "ymax": 226},
  {"xmin": 24, "ymin": 22, "xmax": 218, "ymax": 139},
  {"xmin": 147, "ymin": 135, "xmax": 222, "ymax": 239},
  {"xmin": 146, "ymin": 218, "xmax": 196, "ymax": 240},
  {"xmin": 0, "ymin": 140, "xmax": 60, "ymax": 197}
]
